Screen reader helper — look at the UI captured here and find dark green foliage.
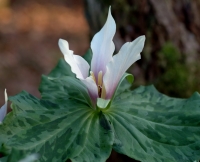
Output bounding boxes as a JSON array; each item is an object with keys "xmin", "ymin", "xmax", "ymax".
[
  {"xmin": 48, "ymin": 58, "xmax": 75, "ymax": 78},
  {"xmin": 155, "ymin": 42, "xmax": 199, "ymax": 98},
  {"xmin": 107, "ymin": 85, "xmax": 200, "ymax": 162},
  {"xmin": 0, "ymin": 58, "xmax": 200, "ymax": 162}
]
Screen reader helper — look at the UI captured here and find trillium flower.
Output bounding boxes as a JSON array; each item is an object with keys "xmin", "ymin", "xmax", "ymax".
[
  {"xmin": 58, "ymin": 7, "xmax": 145, "ymax": 106},
  {"xmin": 0, "ymin": 89, "xmax": 8, "ymax": 123}
]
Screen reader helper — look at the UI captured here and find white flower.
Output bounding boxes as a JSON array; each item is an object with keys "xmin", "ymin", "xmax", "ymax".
[
  {"xmin": 58, "ymin": 7, "xmax": 145, "ymax": 105},
  {"xmin": 0, "ymin": 89, "xmax": 8, "ymax": 123}
]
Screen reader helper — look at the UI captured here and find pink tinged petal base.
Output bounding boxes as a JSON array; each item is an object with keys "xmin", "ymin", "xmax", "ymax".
[
  {"xmin": 58, "ymin": 39, "xmax": 90, "ymax": 79},
  {"xmin": 103, "ymin": 36, "xmax": 146, "ymax": 99},
  {"xmin": 0, "ymin": 89, "xmax": 8, "ymax": 123},
  {"xmin": 81, "ymin": 77, "xmax": 98, "ymax": 107},
  {"xmin": 91, "ymin": 7, "xmax": 116, "ymax": 80}
]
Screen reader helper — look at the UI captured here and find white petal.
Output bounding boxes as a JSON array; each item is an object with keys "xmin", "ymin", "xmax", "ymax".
[
  {"xmin": 0, "ymin": 89, "xmax": 8, "ymax": 123},
  {"xmin": 81, "ymin": 77, "xmax": 98, "ymax": 106},
  {"xmin": 103, "ymin": 36, "xmax": 146, "ymax": 99},
  {"xmin": 58, "ymin": 39, "xmax": 90, "ymax": 79},
  {"xmin": 91, "ymin": 7, "xmax": 116, "ymax": 79},
  {"xmin": 73, "ymin": 55, "xmax": 90, "ymax": 78}
]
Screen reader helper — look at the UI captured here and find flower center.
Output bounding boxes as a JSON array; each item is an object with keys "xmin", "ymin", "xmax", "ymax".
[{"xmin": 90, "ymin": 71, "xmax": 106, "ymax": 98}]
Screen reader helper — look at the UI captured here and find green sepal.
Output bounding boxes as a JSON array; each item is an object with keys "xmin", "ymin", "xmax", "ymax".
[
  {"xmin": 97, "ymin": 98, "xmax": 110, "ymax": 109},
  {"xmin": 96, "ymin": 73, "xmax": 133, "ymax": 110},
  {"xmin": 106, "ymin": 85, "xmax": 200, "ymax": 162}
]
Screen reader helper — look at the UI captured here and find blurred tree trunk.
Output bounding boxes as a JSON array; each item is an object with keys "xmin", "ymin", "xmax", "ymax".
[
  {"xmin": 84, "ymin": 0, "xmax": 200, "ymax": 97},
  {"xmin": 84, "ymin": 0, "xmax": 200, "ymax": 56},
  {"xmin": 149, "ymin": 0, "xmax": 199, "ymax": 62}
]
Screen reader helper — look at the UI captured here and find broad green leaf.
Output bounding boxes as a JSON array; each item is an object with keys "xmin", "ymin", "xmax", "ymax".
[
  {"xmin": 39, "ymin": 76, "xmax": 92, "ymax": 107},
  {"xmin": 48, "ymin": 58, "xmax": 75, "ymax": 78},
  {"xmin": 105, "ymin": 85, "xmax": 200, "ymax": 162},
  {"xmin": 112, "ymin": 73, "xmax": 134, "ymax": 99},
  {"xmin": 0, "ymin": 149, "xmax": 38, "ymax": 162},
  {"xmin": 0, "ymin": 157, "xmax": 7, "ymax": 162},
  {"xmin": 0, "ymin": 90, "xmax": 113, "ymax": 162},
  {"xmin": 71, "ymin": 112, "xmax": 113, "ymax": 162}
]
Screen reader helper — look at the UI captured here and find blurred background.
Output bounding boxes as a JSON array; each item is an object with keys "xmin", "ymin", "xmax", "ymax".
[{"xmin": 0, "ymin": 0, "xmax": 200, "ymax": 161}]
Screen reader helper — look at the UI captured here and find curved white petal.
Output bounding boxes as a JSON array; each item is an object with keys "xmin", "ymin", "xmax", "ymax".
[
  {"xmin": 103, "ymin": 36, "xmax": 146, "ymax": 99},
  {"xmin": 58, "ymin": 39, "xmax": 90, "ymax": 79},
  {"xmin": 91, "ymin": 7, "xmax": 116, "ymax": 79},
  {"xmin": 73, "ymin": 55, "xmax": 90, "ymax": 79},
  {"xmin": 81, "ymin": 77, "xmax": 98, "ymax": 106},
  {"xmin": 0, "ymin": 89, "xmax": 8, "ymax": 123}
]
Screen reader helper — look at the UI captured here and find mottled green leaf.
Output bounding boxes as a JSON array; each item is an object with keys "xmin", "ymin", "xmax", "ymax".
[
  {"xmin": 0, "ymin": 149, "xmax": 38, "ymax": 162},
  {"xmin": 71, "ymin": 112, "xmax": 113, "ymax": 162},
  {"xmin": 2, "ymin": 52, "xmax": 199, "ymax": 162},
  {"xmin": 0, "ymin": 77, "xmax": 113, "ymax": 162},
  {"xmin": 105, "ymin": 85, "xmax": 200, "ymax": 162},
  {"xmin": 113, "ymin": 73, "xmax": 133, "ymax": 99},
  {"xmin": 0, "ymin": 157, "xmax": 7, "ymax": 162},
  {"xmin": 39, "ymin": 76, "xmax": 92, "ymax": 107}
]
